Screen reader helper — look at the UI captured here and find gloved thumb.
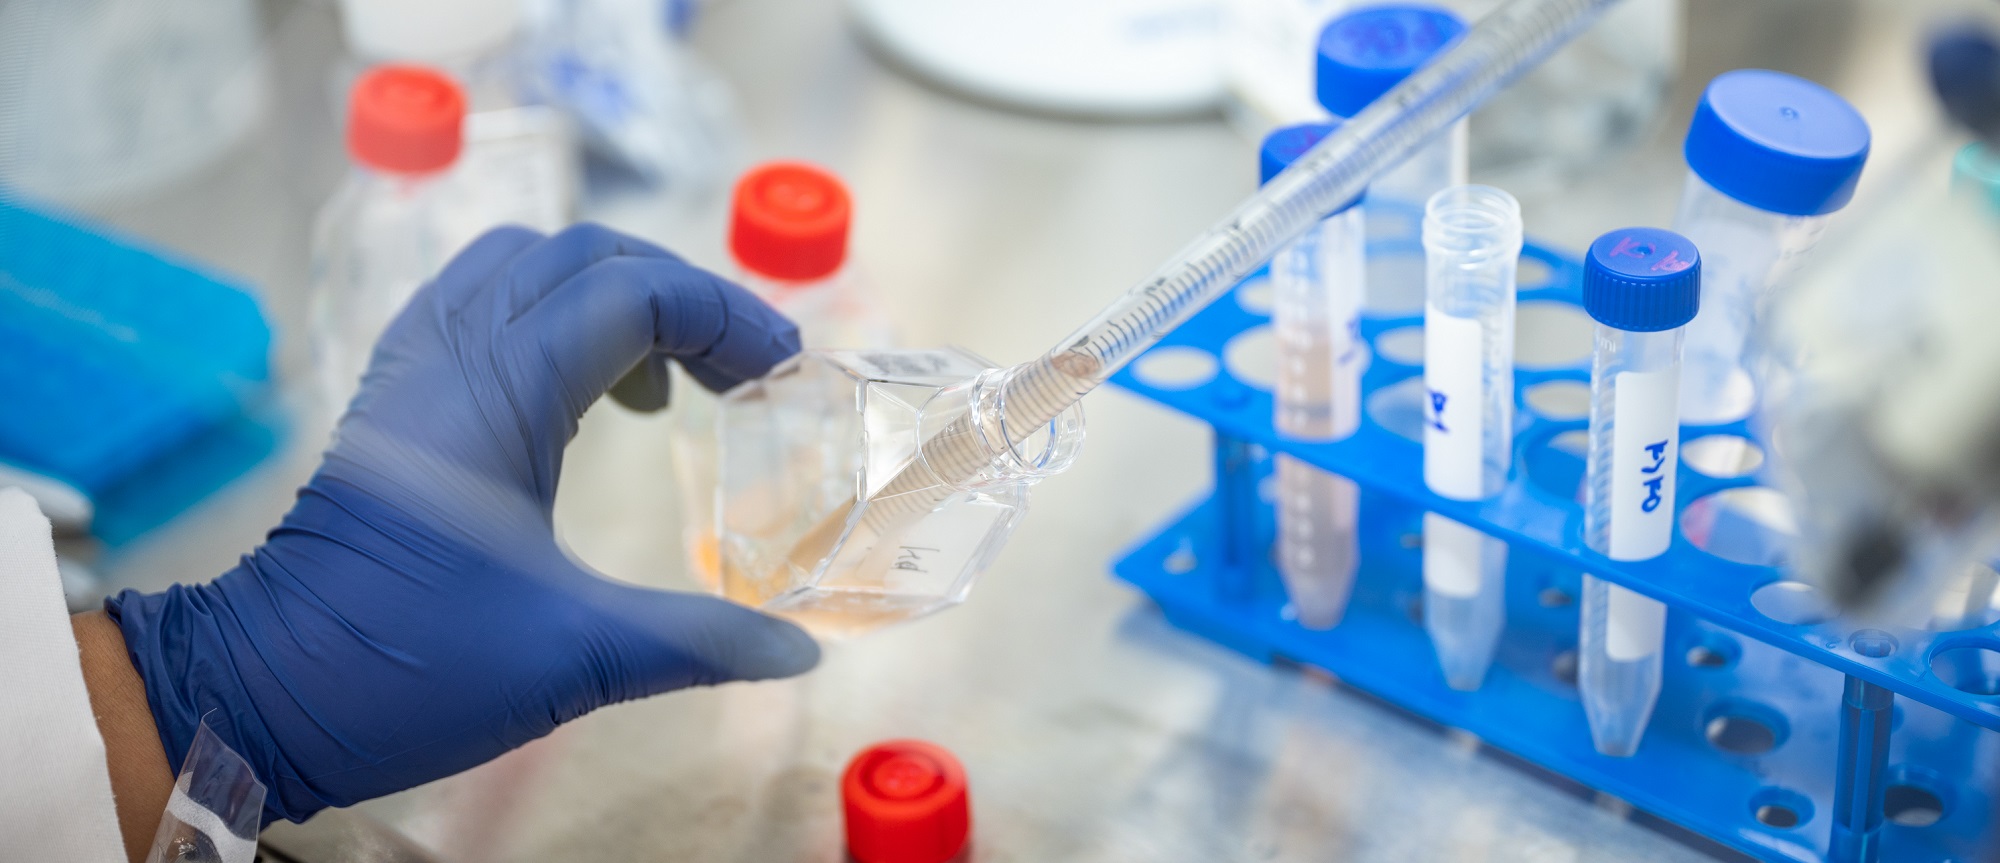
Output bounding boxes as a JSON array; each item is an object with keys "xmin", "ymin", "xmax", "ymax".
[{"xmin": 582, "ymin": 581, "xmax": 822, "ymax": 703}]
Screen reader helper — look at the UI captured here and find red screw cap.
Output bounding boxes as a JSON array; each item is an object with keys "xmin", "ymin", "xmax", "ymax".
[
  {"xmin": 347, "ymin": 65, "xmax": 465, "ymax": 174},
  {"xmin": 842, "ymin": 740, "xmax": 970, "ymax": 863},
  {"xmin": 729, "ymin": 161, "xmax": 852, "ymax": 283}
]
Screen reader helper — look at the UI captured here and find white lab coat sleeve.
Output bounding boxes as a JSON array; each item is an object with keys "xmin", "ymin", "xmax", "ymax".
[{"xmin": 0, "ymin": 487, "xmax": 127, "ymax": 862}]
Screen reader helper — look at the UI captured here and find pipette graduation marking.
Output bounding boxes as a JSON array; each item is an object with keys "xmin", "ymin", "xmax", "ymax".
[
  {"xmin": 754, "ymin": 0, "xmax": 1627, "ymax": 597},
  {"xmin": 1577, "ymin": 227, "xmax": 1702, "ymax": 757},
  {"xmin": 1262, "ymin": 122, "xmax": 1368, "ymax": 629},
  {"xmin": 1421, "ymin": 185, "xmax": 1522, "ymax": 691}
]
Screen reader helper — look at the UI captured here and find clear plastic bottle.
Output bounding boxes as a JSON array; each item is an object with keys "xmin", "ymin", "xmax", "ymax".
[
  {"xmin": 1262, "ymin": 123, "xmax": 1368, "ymax": 629},
  {"xmin": 673, "ymin": 162, "xmax": 893, "ymax": 588},
  {"xmin": 310, "ymin": 67, "xmax": 468, "ymax": 421},
  {"xmin": 1316, "ymin": 4, "xmax": 1470, "ymax": 316},
  {"xmin": 339, "ymin": 0, "xmax": 575, "ymax": 232},
  {"xmin": 1420, "ymin": 184, "xmax": 1520, "ymax": 691},
  {"xmin": 1672, "ymin": 69, "xmax": 1869, "ymax": 425},
  {"xmin": 1576, "ymin": 227, "xmax": 1701, "ymax": 758},
  {"xmin": 519, "ymin": 0, "xmax": 738, "ymax": 196}
]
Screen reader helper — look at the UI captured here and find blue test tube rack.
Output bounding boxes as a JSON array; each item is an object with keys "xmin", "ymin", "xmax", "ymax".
[{"xmin": 1107, "ymin": 238, "xmax": 1997, "ymax": 862}]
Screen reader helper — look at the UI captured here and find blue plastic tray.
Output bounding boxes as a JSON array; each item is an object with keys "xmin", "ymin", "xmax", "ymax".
[
  {"xmin": 0, "ymin": 197, "xmax": 278, "ymax": 542},
  {"xmin": 1108, "ymin": 240, "xmax": 1997, "ymax": 862}
]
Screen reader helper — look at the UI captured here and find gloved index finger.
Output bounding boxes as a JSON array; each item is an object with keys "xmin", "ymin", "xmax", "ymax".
[
  {"xmin": 512, "ymin": 255, "xmax": 801, "ymax": 418},
  {"xmin": 493, "ymin": 222, "xmax": 680, "ymax": 324}
]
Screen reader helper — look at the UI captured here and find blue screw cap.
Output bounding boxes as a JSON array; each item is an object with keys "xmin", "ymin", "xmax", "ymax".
[
  {"xmin": 1315, "ymin": 4, "xmax": 1466, "ymax": 119},
  {"xmin": 1584, "ymin": 228, "xmax": 1701, "ymax": 333},
  {"xmin": 1684, "ymin": 70, "xmax": 1871, "ymax": 217},
  {"xmin": 1259, "ymin": 122, "xmax": 1365, "ymax": 213}
]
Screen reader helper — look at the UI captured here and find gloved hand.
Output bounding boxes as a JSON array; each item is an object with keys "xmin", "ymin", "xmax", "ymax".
[{"xmin": 107, "ymin": 224, "xmax": 818, "ymax": 825}]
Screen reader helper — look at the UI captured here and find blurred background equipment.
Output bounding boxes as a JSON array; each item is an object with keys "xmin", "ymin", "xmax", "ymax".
[
  {"xmin": 0, "ymin": 199, "xmax": 276, "ymax": 548},
  {"xmin": 849, "ymin": 0, "xmax": 1229, "ymax": 118},
  {"xmin": 1754, "ymin": 18, "xmax": 2000, "ymax": 619},
  {"xmin": 0, "ymin": 0, "xmax": 271, "ymax": 206},
  {"xmin": 1222, "ymin": 0, "xmax": 1681, "ymax": 184}
]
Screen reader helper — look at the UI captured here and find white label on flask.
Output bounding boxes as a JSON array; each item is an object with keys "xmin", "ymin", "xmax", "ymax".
[
  {"xmin": 1424, "ymin": 308, "xmax": 1486, "ymax": 500},
  {"xmin": 1609, "ymin": 369, "xmax": 1678, "ymax": 561},
  {"xmin": 1424, "ymin": 512, "xmax": 1489, "ymax": 599},
  {"xmin": 1605, "ymin": 583, "xmax": 1666, "ymax": 661}
]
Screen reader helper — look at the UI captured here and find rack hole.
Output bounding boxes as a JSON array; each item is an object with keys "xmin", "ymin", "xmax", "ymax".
[
  {"xmin": 1524, "ymin": 380, "xmax": 1591, "ymax": 421},
  {"xmin": 1884, "ymin": 784, "xmax": 1946, "ymax": 827},
  {"xmin": 1756, "ymin": 805, "xmax": 1798, "ymax": 829},
  {"xmin": 1704, "ymin": 702, "xmax": 1787, "ymax": 755},
  {"xmin": 1748, "ymin": 788, "xmax": 1812, "ymax": 830},
  {"xmin": 1365, "ymin": 376, "xmax": 1427, "ymax": 443},
  {"xmin": 1222, "ymin": 326, "xmax": 1277, "ymax": 391},
  {"xmin": 1750, "ymin": 581, "xmax": 1834, "ymax": 627},
  {"xmin": 1681, "ymin": 435, "xmax": 1765, "ymax": 478},
  {"xmin": 1516, "ymin": 302, "xmax": 1594, "ymax": 368},
  {"xmin": 1850, "ymin": 629, "xmax": 1898, "ymax": 658},
  {"xmin": 1131, "ymin": 346, "xmax": 1220, "ymax": 391},
  {"xmin": 1930, "ymin": 643, "xmax": 2000, "ymax": 695},
  {"xmin": 1684, "ymin": 488, "xmax": 1796, "ymax": 568},
  {"xmin": 1375, "ymin": 326, "xmax": 1424, "ymax": 366},
  {"xmin": 1235, "ymin": 274, "xmax": 1274, "ymax": 315},
  {"xmin": 1364, "ymin": 248, "xmax": 1426, "ymax": 317},
  {"xmin": 1919, "ymin": 562, "xmax": 2000, "ymax": 631},
  {"xmin": 1686, "ymin": 633, "xmax": 1741, "ymax": 669},
  {"xmin": 1517, "ymin": 256, "xmax": 1555, "ymax": 290},
  {"xmin": 1163, "ymin": 540, "xmax": 1197, "ymax": 575},
  {"xmin": 1526, "ymin": 431, "xmax": 1590, "ymax": 503},
  {"xmin": 1538, "ymin": 586, "xmax": 1573, "ymax": 608},
  {"xmin": 1551, "ymin": 648, "xmax": 1578, "ymax": 686}
]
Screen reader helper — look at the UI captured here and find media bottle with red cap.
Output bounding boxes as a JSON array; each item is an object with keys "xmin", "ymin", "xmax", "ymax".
[
  {"xmin": 309, "ymin": 65, "xmax": 473, "ymax": 420},
  {"xmin": 672, "ymin": 161, "xmax": 894, "ymax": 588},
  {"xmin": 842, "ymin": 740, "xmax": 971, "ymax": 863}
]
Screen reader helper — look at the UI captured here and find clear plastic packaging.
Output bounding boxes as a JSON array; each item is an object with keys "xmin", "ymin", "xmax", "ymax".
[
  {"xmin": 1420, "ymin": 185, "xmax": 1521, "ymax": 691},
  {"xmin": 1273, "ymin": 204, "xmax": 1367, "ymax": 629},
  {"xmin": 145, "ymin": 722, "xmax": 266, "ymax": 863},
  {"xmin": 1672, "ymin": 173, "xmax": 1828, "ymax": 424},
  {"xmin": 716, "ymin": 348, "xmax": 1082, "ymax": 637},
  {"xmin": 520, "ymin": 0, "xmax": 738, "ymax": 196}
]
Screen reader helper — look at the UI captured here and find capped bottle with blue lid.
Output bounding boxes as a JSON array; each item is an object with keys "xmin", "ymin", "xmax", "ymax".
[
  {"xmin": 1316, "ymin": 3, "xmax": 1469, "ymax": 316},
  {"xmin": 1673, "ymin": 69, "xmax": 1870, "ymax": 424},
  {"xmin": 1261, "ymin": 121, "xmax": 1368, "ymax": 630},
  {"xmin": 1577, "ymin": 226, "xmax": 1702, "ymax": 758}
]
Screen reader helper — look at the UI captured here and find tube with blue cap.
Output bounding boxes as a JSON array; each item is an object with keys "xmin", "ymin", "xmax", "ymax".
[
  {"xmin": 1672, "ymin": 69, "xmax": 1869, "ymax": 425},
  {"xmin": 1577, "ymin": 226, "xmax": 1701, "ymax": 757},
  {"xmin": 1263, "ymin": 122, "xmax": 1369, "ymax": 629},
  {"xmin": 1318, "ymin": 4, "xmax": 1470, "ymax": 314}
]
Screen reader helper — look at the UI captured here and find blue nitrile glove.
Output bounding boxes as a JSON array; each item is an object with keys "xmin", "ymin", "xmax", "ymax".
[{"xmin": 106, "ymin": 224, "xmax": 817, "ymax": 825}]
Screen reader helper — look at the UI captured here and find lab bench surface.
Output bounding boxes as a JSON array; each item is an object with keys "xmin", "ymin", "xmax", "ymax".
[{"xmin": 76, "ymin": 0, "xmax": 1985, "ymax": 860}]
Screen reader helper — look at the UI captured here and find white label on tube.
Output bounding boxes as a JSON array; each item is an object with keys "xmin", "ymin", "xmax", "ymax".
[
  {"xmin": 1609, "ymin": 369, "xmax": 1678, "ymax": 561},
  {"xmin": 1424, "ymin": 308, "xmax": 1485, "ymax": 500},
  {"xmin": 1424, "ymin": 512, "xmax": 1488, "ymax": 599},
  {"xmin": 1605, "ymin": 583, "xmax": 1666, "ymax": 661}
]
